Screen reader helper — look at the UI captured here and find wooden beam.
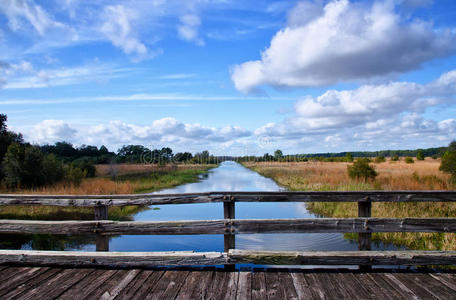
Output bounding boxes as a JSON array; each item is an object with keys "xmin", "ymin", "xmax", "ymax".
[
  {"xmin": 228, "ymin": 250, "xmax": 456, "ymax": 266},
  {"xmin": 94, "ymin": 205, "xmax": 109, "ymax": 251},
  {"xmin": 0, "ymin": 191, "xmax": 455, "ymax": 206},
  {"xmin": 0, "ymin": 218, "xmax": 455, "ymax": 235},
  {"xmin": 0, "ymin": 250, "xmax": 227, "ymax": 267},
  {"xmin": 1, "ymin": 249, "xmax": 455, "ymax": 267}
]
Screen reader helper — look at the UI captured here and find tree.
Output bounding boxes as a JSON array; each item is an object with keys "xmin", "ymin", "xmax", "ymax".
[
  {"xmin": 347, "ymin": 158, "xmax": 378, "ymax": 182},
  {"xmin": 274, "ymin": 149, "xmax": 283, "ymax": 161},
  {"xmin": 440, "ymin": 141, "xmax": 456, "ymax": 182},
  {"xmin": 416, "ymin": 149, "xmax": 425, "ymax": 160},
  {"xmin": 345, "ymin": 152, "xmax": 353, "ymax": 162},
  {"xmin": 0, "ymin": 114, "xmax": 24, "ymax": 180}
]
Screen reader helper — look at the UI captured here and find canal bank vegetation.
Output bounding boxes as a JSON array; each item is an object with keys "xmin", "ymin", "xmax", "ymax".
[
  {"xmin": 243, "ymin": 144, "xmax": 456, "ymax": 250},
  {"xmin": 0, "ymin": 114, "xmax": 217, "ymax": 221}
]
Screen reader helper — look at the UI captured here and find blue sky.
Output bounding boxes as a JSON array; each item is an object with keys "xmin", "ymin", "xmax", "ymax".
[{"xmin": 1, "ymin": 0, "xmax": 456, "ymax": 155}]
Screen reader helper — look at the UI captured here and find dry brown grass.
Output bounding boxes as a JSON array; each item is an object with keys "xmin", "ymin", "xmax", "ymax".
[
  {"xmin": 95, "ymin": 163, "xmax": 209, "ymax": 177},
  {"xmin": 244, "ymin": 158, "xmax": 456, "ymax": 250},
  {"xmin": 7, "ymin": 164, "xmax": 214, "ymax": 195},
  {"xmin": 12, "ymin": 178, "xmax": 135, "ymax": 195},
  {"xmin": 244, "ymin": 158, "xmax": 452, "ymax": 191}
]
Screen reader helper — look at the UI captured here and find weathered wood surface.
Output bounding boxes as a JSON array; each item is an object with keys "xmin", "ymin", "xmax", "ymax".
[
  {"xmin": 0, "ymin": 250, "xmax": 227, "ymax": 267},
  {"xmin": 1, "ymin": 218, "xmax": 456, "ymax": 235},
  {"xmin": 2, "ymin": 250, "xmax": 456, "ymax": 267},
  {"xmin": 1, "ymin": 190, "xmax": 455, "ymax": 206},
  {"xmin": 229, "ymin": 250, "xmax": 456, "ymax": 266},
  {"xmin": 1, "ymin": 266, "xmax": 456, "ymax": 300}
]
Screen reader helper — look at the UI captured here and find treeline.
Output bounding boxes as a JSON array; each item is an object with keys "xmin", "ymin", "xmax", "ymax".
[
  {"xmin": 235, "ymin": 147, "xmax": 447, "ymax": 163},
  {"xmin": 0, "ymin": 114, "xmax": 220, "ymax": 189}
]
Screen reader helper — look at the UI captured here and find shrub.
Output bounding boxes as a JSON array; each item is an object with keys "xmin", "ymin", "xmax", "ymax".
[
  {"xmin": 375, "ymin": 156, "xmax": 386, "ymax": 163},
  {"xmin": 345, "ymin": 152, "xmax": 353, "ymax": 162},
  {"xmin": 391, "ymin": 155, "xmax": 399, "ymax": 161},
  {"xmin": 440, "ymin": 142, "xmax": 456, "ymax": 182},
  {"xmin": 2, "ymin": 144, "xmax": 65, "ymax": 188},
  {"xmin": 71, "ymin": 158, "xmax": 96, "ymax": 177},
  {"xmin": 347, "ymin": 158, "xmax": 378, "ymax": 182},
  {"xmin": 65, "ymin": 165, "xmax": 87, "ymax": 187},
  {"xmin": 416, "ymin": 150, "xmax": 425, "ymax": 160},
  {"xmin": 405, "ymin": 157, "xmax": 414, "ymax": 164}
]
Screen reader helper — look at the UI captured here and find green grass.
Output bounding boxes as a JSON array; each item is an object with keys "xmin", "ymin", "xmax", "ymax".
[{"xmin": 115, "ymin": 166, "xmax": 215, "ymax": 193}]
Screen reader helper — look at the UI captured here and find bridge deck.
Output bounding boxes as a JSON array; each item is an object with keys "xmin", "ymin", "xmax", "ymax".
[{"xmin": 0, "ymin": 266, "xmax": 455, "ymax": 299}]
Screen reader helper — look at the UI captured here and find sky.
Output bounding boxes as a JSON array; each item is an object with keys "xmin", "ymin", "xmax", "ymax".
[{"xmin": 0, "ymin": 0, "xmax": 456, "ymax": 156}]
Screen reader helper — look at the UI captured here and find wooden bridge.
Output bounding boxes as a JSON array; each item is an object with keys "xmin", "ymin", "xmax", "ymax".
[{"xmin": 1, "ymin": 191, "xmax": 456, "ymax": 299}]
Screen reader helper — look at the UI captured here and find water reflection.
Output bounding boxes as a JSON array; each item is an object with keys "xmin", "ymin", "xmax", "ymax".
[
  {"xmin": 111, "ymin": 162, "xmax": 397, "ymax": 252},
  {"xmin": 3, "ymin": 161, "xmax": 400, "ymax": 253}
]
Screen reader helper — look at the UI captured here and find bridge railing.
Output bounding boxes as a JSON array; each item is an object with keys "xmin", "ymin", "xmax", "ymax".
[{"xmin": 0, "ymin": 191, "xmax": 455, "ymax": 268}]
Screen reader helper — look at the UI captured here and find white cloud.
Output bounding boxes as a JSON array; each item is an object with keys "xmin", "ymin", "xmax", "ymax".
[
  {"xmin": 27, "ymin": 117, "xmax": 251, "ymax": 152},
  {"xmin": 253, "ymin": 69, "xmax": 456, "ymax": 152},
  {"xmin": 3, "ymin": 64, "xmax": 130, "ymax": 89},
  {"xmin": 100, "ymin": 5, "xmax": 149, "ymax": 60},
  {"xmin": 177, "ymin": 14, "xmax": 204, "ymax": 46},
  {"xmin": 33, "ymin": 120, "xmax": 77, "ymax": 144},
  {"xmin": 0, "ymin": 0, "xmax": 65, "ymax": 35},
  {"xmin": 231, "ymin": 0, "xmax": 456, "ymax": 93}
]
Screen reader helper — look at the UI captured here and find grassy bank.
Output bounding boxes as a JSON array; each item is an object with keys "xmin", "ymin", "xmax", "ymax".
[
  {"xmin": 244, "ymin": 160, "xmax": 456, "ymax": 250},
  {"xmin": 0, "ymin": 164, "xmax": 216, "ymax": 220}
]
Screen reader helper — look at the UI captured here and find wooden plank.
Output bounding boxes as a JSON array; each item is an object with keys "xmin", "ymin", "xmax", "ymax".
[
  {"xmin": 289, "ymin": 272, "xmax": 315, "ymax": 299},
  {"xmin": 320, "ymin": 273, "xmax": 357, "ymax": 299},
  {"xmin": 236, "ymin": 271, "xmax": 252, "ymax": 300},
  {"xmin": 125, "ymin": 270, "xmax": 165, "ymax": 299},
  {"xmin": 88, "ymin": 270, "xmax": 133, "ymax": 299},
  {"xmin": 206, "ymin": 271, "xmax": 227, "ymax": 300},
  {"xmin": 265, "ymin": 272, "xmax": 285, "ymax": 300},
  {"xmin": 229, "ymin": 250, "xmax": 456, "ymax": 265},
  {"xmin": 143, "ymin": 270, "xmax": 189, "ymax": 299},
  {"xmin": 301, "ymin": 273, "xmax": 327, "ymax": 299},
  {"xmin": 402, "ymin": 273, "xmax": 456, "ymax": 299},
  {"xmin": 277, "ymin": 272, "xmax": 298, "ymax": 300},
  {"xmin": 382, "ymin": 273, "xmax": 420, "ymax": 299},
  {"xmin": 429, "ymin": 273, "xmax": 456, "ymax": 292},
  {"xmin": 58, "ymin": 269, "xmax": 118, "ymax": 300},
  {"xmin": 1, "ymin": 190, "xmax": 455, "ymax": 206},
  {"xmin": 0, "ymin": 250, "xmax": 228, "ymax": 267},
  {"xmin": 224, "ymin": 271, "xmax": 239, "ymax": 300},
  {"xmin": 311, "ymin": 273, "xmax": 345, "ymax": 299},
  {"xmin": 17, "ymin": 268, "xmax": 92, "ymax": 300},
  {"xmin": 366, "ymin": 273, "xmax": 406, "ymax": 299},
  {"xmin": 2, "ymin": 218, "xmax": 456, "ymax": 235},
  {"xmin": 101, "ymin": 269, "xmax": 140, "ymax": 300},
  {"xmin": 251, "ymin": 271, "xmax": 267, "ymax": 300},
  {"xmin": 0, "ymin": 267, "xmax": 49, "ymax": 297},
  {"xmin": 1, "ymin": 267, "xmax": 63, "ymax": 299},
  {"xmin": 176, "ymin": 271, "xmax": 206, "ymax": 300},
  {"xmin": 189, "ymin": 271, "xmax": 214, "ymax": 299},
  {"xmin": 114, "ymin": 270, "xmax": 155, "ymax": 299},
  {"xmin": 0, "ymin": 266, "xmax": 33, "ymax": 282},
  {"xmin": 357, "ymin": 273, "xmax": 397, "ymax": 300}
]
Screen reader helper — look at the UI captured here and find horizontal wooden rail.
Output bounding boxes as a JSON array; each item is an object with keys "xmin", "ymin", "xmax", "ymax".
[
  {"xmin": 1, "ymin": 218, "xmax": 456, "ymax": 235},
  {"xmin": 0, "ymin": 191, "xmax": 455, "ymax": 206},
  {"xmin": 1, "ymin": 250, "xmax": 456, "ymax": 267},
  {"xmin": 228, "ymin": 250, "xmax": 456, "ymax": 266}
]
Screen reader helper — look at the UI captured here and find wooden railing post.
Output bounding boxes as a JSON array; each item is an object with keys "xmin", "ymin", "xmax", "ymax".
[
  {"xmin": 358, "ymin": 197, "xmax": 372, "ymax": 271},
  {"xmin": 94, "ymin": 205, "xmax": 109, "ymax": 251},
  {"xmin": 224, "ymin": 196, "xmax": 235, "ymax": 270}
]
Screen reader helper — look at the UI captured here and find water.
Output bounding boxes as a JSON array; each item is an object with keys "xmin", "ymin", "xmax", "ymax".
[
  {"xmin": 5, "ymin": 161, "xmax": 400, "ymax": 254},
  {"xmin": 108, "ymin": 161, "xmax": 396, "ymax": 252}
]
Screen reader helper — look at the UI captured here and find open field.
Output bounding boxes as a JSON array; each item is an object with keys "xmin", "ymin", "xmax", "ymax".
[
  {"xmin": 0, "ymin": 164, "xmax": 215, "ymax": 221},
  {"xmin": 2, "ymin": 164, "xmax": 215, "ymax": 195},
  {"xmin": 244, "ymin": 159, "xmax": 456, "ymax": 250}
]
